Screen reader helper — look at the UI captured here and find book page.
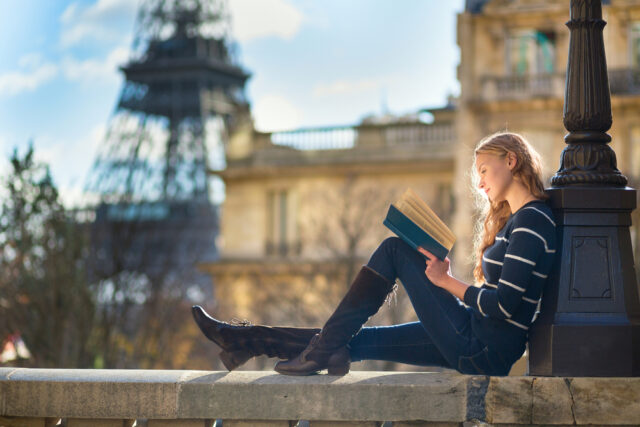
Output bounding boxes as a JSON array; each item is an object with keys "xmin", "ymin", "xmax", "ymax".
[
  {"xmin": 394, "ymin": 188, "xmax": 455, "ymax": 249},
  {"xmin": 404, "ymin": 188, "xmax": 454, "ymax": 240},
  {"xmin": 404, "ymin": 197, "xmax": 450, "ymax": 240},
  {"xmin": 396, "ymin": 200, "xmax": 451, "ymax": 248}
]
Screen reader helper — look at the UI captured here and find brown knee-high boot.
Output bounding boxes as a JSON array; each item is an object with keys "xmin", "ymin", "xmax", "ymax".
[
  {"xmin": 274, "ymin": 265, "xmax": 395, "ymax": 376},
  {"xmin": 192, "ymin": 306, "xmax": 320, "ymax": 370}
]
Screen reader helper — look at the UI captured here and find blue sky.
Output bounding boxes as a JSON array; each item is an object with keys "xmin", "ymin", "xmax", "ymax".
[{"xmin": 0, "ymin": 0, "xmax": 464, "ymax": 205}]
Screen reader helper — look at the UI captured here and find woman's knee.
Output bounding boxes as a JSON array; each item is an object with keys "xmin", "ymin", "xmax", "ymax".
[
  {"xmin": 380, "ymin": 236, "xmax": 402, "ymax": 249},
  {"xmin": 380, "ymin": 236, "xmax": 414, "ymax": 256}
]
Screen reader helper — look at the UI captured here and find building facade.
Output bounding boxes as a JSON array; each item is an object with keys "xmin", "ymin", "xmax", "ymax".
[{"xmin": 200, "ymin": 0, "xmax": 640, "ymax": 370}]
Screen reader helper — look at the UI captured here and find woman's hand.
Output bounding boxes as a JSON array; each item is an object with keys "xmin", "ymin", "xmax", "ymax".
[{"xmin": 418, "ymin": 247, "xmax": 451, "ymax": 287}]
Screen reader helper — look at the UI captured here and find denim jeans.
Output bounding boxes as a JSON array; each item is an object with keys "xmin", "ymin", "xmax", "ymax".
[{"xmin": 348, "ymin": 237, "xmax": 513, "ymax": 375}]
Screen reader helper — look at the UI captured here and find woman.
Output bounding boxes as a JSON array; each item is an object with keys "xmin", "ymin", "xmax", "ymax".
[{"xmin": 192, "ymin": 132, "xmax": 556, "ymax": 376}]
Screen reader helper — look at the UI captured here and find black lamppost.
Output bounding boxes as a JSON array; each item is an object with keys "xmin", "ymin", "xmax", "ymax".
[{"xmin": 528, "ymin": 0, "xmax": 640, "ymax": 376}]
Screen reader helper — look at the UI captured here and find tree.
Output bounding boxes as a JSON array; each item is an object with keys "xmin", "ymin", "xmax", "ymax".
[
  {"xmin": 0, "ymin": 145, "xmax": 216, "ymax": 370},
  {"xmin": 0, "ymin": 145, "xmax": 94, "ymax": 367}
]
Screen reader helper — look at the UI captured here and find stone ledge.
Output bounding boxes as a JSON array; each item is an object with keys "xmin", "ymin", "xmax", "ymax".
[
  {"xmin": 486, "ymin": 376, "xmax": 640, "ymax": 425},
  {"xmin": 1, "ymin": 369, "xmax": 640, "ymax": 425}
]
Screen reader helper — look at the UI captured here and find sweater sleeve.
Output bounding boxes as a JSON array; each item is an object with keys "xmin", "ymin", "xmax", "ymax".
[{"xmin": 463, "ymin": 211, "xmax": 555, "ymax": 320}]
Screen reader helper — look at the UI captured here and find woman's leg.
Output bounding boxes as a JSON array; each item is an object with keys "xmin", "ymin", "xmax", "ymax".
[
  {"xmin": 191, "ymin": 306, "xmax": 320, "ymax": 370},
  {"xmin": 349, "ymin": 322, "xmax": 452, "ymax": 368},
  {"xmin": 274, "ymin": 265, "xmax": 397, "ymax": 375},
  {"xmin": 276, "ymin": 237, "xmax": 509, "ymax": 376},
  {"xmin": 364, "ymin": 237, "xmax": 506, "ymax": 374}
]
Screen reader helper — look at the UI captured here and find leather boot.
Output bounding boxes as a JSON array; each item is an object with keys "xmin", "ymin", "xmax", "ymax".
[
  {"xmin": 192, "ymin": 305, "xmax": 320, "ymax": 370},
  {"xmin": 274, "ymin": 265, "xmax": 395, "ymax": 376}
]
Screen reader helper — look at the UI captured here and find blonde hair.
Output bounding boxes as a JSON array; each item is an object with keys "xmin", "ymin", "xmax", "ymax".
[{"xmin": 472, "ymin": 132, "xmax": 547, "ymax": 284}]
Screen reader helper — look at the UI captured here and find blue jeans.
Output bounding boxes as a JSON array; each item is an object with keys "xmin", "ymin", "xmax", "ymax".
[{"xmin": 348, "ymin": 237, "xmax": 513, "ymax": 375}]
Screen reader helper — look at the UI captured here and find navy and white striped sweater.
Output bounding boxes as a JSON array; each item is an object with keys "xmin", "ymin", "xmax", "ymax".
[{"xmin": 463, "ymin": 200, "xmax": 557, "ymax": 345}]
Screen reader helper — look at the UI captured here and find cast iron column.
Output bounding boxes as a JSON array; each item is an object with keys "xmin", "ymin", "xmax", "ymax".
[{"xmin": 528, "ymin": 0, "xmax": 640, "ymax": 376}]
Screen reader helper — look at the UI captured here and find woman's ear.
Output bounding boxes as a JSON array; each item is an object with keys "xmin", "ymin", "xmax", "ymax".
[{"xmin": 507, "ymin": 152, "xmax": 517, "ymax": 170}]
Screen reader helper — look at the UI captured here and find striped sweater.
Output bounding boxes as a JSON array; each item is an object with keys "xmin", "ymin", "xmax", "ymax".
[{"xmin": 463, "ymin": 200, "xmax": 557, "ymax": 341}]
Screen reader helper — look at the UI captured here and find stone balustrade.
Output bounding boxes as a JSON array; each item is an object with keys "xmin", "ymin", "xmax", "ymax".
[
  {"xmin": 2, "ymin": 368, "xmax": 640, "ymax": 426},
  {"xmin": 253, "ymin": 122, "xmax": 455, "ymax": 153},
  {"xmin": 480, "ymin": 73, "xmax": 566, "ymax": 101}
]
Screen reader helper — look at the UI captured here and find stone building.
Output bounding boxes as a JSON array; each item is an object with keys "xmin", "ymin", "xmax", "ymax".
[
  {"xmin": 199, "ymin": 0, "xmax": 640, "ymax": 370},
  {"xmin": 454, "ymin": 0, "xmax": 640, "ymax": 276}
]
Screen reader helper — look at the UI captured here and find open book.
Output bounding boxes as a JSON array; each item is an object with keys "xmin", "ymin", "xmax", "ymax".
[{"xmin": 383, "ymin": 188, "xmax": 456, "ymax": 261}]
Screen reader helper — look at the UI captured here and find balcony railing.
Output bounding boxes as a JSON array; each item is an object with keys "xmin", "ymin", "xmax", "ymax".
[
  {"xmin": 480, "ymin": 73, "xmax": 565, "ymax": 101},
  {"xmin": 2, "ymin": 368, "xmax": 640, "ymax": 426},
  {"xmin": 480, "ymin": 68, "xmax": 640, "ymax": 101},
  {"xmin": 270, "ymin": 126, "xmax": 358, "ymax": 151},
  {"xmin": 254, "ymin": 122, "xmax": 455, "ymax": 153}
]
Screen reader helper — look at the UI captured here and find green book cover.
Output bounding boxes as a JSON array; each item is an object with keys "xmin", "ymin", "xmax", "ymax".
[{"xmin": 383, "ymin": 204, "xmax": 450, "ymax": 261}]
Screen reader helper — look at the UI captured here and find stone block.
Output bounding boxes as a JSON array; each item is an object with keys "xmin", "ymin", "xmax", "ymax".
[
  {"xmin": 223, "ymin": 422, "xmax": 290, "ymax": 427},
  {"xmin": 147, "ymin": 420, "xmax": 211, "ymax": 427},
  {"xmin": 484, "ymin": 376, "xmax": 532, "ymax": 424},
  {"xmin": 309, "ymin": 422, "xmax": 380, "ymax": 427},
  {"xmin": 0, "ymin": 417, "xmax": 45, "ymax": 427},
  {"xmin": 67, "ymin": 419, "xmax": 135, "ymax": 427},
  {"xmin": 394, "ymin": 423, "xmax": 463, "ymax": 427},
  {"xmin": 531, "ymin": 377, "xmax": 573, "ymax": 425},
  {"xmin": 178, "ymin": 371, "xmax": 469, "ymax": 422},
  {"xmin": 569, "ymin": 377, "xmax": 640, "ymax": 425},
  {"xmin": 0, "ymin": 369, "xmax": 205, "ymax": 419}
]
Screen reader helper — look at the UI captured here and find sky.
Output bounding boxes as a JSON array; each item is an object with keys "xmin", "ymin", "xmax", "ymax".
[{"xmin": 0, "ymin": 0, "xmax": 464, "ymax": 206}]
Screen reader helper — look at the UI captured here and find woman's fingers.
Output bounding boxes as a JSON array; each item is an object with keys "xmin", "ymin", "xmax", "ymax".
[{"xmin": 418, "ymin": 247, "xmax": 434, "ymax": 260}]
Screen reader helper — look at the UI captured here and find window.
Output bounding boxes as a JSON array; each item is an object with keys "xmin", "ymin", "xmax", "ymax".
[
  {"xmin": 506, "ymin": 30, "xmax": 556, "ymax": 75},
  {"xmin": 266, "ymin": 189, "xmax": 298, "ymax": 256},
  {"xmin": 630, "ymin": 22, "xmax": 640, "ymax": 68}
]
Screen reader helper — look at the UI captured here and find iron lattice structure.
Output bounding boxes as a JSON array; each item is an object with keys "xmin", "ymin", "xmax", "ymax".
[
  {"xmin": 85, "ymin": 0, "xmax": 250, "ymax": 300},
  {"xmin": 89, "ymin": 0, "xmax": 249, "ymax": 202}
]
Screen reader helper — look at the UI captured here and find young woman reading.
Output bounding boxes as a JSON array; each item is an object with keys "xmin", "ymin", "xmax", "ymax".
[{"xmin": 192, "ymin": 132, "xmax": 556, "ymax": 376}]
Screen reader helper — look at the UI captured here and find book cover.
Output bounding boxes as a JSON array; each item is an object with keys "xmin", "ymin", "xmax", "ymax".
[{"xmin": 382, "ymin": 189, "xmax": 455, "ymax": 261}]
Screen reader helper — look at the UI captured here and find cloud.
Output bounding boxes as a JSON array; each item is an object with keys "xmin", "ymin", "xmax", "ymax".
[
  {"xmin": 0, "ymin": 44, "xmax": 129, "ymax": 97},
  {"xmin": 61, "ymin": 45, "xmax": 130, "ymax": 85},
  {"xmin": 59, "ymin": 0, "xmax": 138, "ymax": 47},
  {"xmin": 228, "ymin": 0, "xmax": 304, "ymax": 42},
  {"xmin": 60, "ymin": 0, "xmax": 303, "ymax": 47},
  {"xmin": 252, "ymin": 94, "xmax": 302, "ymax": 132},
  {"xmin": 312, "ymin": 77, "xmax": 383, "ymax": 98},
  {"xmin": 0, "ymin": 55, "xmax": 58, "ymax": 97}
]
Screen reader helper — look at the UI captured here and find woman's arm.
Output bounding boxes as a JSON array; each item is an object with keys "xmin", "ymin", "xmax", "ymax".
[{"xmin": 417, "ymin": 247, "xmax": 469, "ymax": 300}]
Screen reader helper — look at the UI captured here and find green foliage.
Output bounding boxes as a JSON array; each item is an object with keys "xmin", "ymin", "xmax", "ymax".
[
  {"xmin": 0, "ymin": 144, "xmax": 94, "ymax": 367},
  {"xmin": 0, "ymin": 144, "xmax": 214, "ymax": 369}
]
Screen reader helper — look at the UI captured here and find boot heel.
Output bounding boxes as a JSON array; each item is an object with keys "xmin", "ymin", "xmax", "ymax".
[
  {"xmin": 326, "ymin": 348, "xmax": 350, "ymax": 376},
  {"xmin": 327, "ymin": 361, "xmax": 350, "ymax": 376},
  {"xmin": 219, "ymin": 349, "xmax": 252, "ymax": 371}
]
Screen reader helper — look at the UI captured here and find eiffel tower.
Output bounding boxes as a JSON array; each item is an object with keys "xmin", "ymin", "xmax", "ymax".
[{"xmin": 86, "ymin": 0, "xmax": 250, "ymax": 301}]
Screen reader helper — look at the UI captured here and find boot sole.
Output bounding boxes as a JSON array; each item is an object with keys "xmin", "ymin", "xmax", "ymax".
[
  {"xmin": 274, "ymin": 350, "xmax": 350, "ymax": 376},
  {"xmin": 274, "ymin": 361, "xmax": 350, "ymax": 376}
]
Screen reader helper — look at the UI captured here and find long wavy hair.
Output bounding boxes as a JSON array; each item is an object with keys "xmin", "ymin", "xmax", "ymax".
[{"xmin": 472, "ymin": 132, "xmax": 547, "ymax": 284}]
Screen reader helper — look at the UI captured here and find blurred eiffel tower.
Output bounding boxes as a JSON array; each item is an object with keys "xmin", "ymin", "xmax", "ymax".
[{"xmin": 85, "ymin": 0, "xmax": 250, "ymax": 305}]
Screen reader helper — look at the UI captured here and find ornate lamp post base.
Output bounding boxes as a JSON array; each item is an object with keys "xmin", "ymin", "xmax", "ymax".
[
  {"xmin": 528, "ymin": 1, "xmax": 640, "ymax": 376},
  {"xmin": 529, "ymin": 187, "xmax": 640, "ymax": 376}
]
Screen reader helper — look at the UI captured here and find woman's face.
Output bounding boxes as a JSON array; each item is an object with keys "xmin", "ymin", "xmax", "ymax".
[{"xmin": 475, "ymin": 152, "xmax": 514, "ymax": 203}]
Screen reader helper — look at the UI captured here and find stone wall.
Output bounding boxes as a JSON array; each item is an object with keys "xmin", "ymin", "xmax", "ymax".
[{"xmin": 2, "ymin": 369, "xmax": 639, "ymax": 426}]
